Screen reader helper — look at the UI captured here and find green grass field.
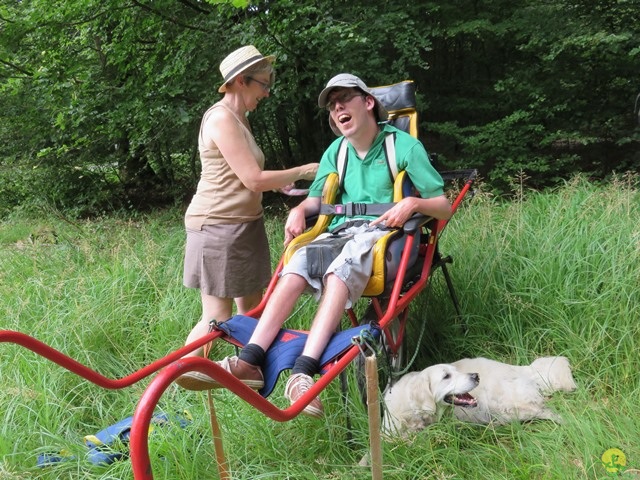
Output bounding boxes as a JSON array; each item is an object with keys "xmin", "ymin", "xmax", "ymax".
[{"xmin": 1, "ymin": 175, "xmax": 639, "ymax": 479}]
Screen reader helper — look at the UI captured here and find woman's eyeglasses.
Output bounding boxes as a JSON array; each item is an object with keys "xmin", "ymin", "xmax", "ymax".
[{"xmin": 247, "ymin": 76, "xmax": 271, "ymax": 93}]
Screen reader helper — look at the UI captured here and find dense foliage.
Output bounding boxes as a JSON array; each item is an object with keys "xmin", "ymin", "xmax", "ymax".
[{"xmin": 1, "ymin": 0, "xmax": 639, "ymax": 216}]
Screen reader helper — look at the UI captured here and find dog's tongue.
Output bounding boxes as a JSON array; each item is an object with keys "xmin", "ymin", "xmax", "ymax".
[{"xmin": 453, "ymin": 393, "xmax": 477, "ymax": 407}]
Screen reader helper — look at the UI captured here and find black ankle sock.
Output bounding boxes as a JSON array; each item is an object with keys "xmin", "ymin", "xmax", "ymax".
[
  {"xmin": 291, "ymin": 355, "xmax": 320, "ymax": 376},
  {"xmin": 238, "ymin": 343, "xmax": 265, "ymax": 367}
]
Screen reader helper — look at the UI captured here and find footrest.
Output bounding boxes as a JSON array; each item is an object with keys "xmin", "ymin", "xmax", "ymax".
[{"xmin": 215, "ymin": 315, "xmax": 380, "ymax": 397}]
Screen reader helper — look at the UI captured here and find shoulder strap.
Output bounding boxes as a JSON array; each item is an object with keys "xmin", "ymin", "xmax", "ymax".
[
  {"xmin": 337, "ymin": 138, "xmax": 349, "ymax": 190},
  {"xmin": 199, "ymin": 102, "xmax": 249, "ymax": 144},
  {"xmin": 383, "ymin": 132, "xmax": 397, "ymax": 183},
  {"xmin": 336, "ymin": 132, "xmax": 397, "ymax": 189}
]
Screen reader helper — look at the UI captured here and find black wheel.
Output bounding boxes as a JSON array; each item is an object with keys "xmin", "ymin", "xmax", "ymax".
[
  {"xmin": 384, "ymin": 316, "xmax": 408, "ymax": 383},
  {"xmin": 353, "ymin": 302, "xmax": 408, "ymax": 408}
]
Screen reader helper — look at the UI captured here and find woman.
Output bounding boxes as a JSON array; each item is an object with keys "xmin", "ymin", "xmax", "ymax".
[{"xmin": 178, "ymin": 46, "xmax": 318, "ymax": 389}]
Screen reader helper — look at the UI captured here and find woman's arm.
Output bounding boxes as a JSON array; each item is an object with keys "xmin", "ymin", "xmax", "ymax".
[{"xmin": 206, "ymin": 109, "xmax": 318, "ymax": 191}]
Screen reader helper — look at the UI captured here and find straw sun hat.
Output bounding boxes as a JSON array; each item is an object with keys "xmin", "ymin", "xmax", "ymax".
[{"xmin": 218, "ymin": 45, "xmax": 276, "ymax": 93}]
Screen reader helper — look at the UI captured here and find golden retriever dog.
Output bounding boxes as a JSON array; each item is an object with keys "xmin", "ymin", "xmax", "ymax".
[
  {"xmin": 383, "ymin": 356, "xmax": 577, "ymax": 437},
  {"xmin": 382, "ymin": 363, "xmax": 479, "ymax": 436}
]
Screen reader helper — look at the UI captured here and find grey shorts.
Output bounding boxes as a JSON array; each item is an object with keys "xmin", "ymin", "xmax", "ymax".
[
  {"xmin": 281, "ymin": 223, "xmax": 388, "ymax": 308},
  {"xmin": 183, "ymin": 218, "xmax": 271, "ymax": 298}
]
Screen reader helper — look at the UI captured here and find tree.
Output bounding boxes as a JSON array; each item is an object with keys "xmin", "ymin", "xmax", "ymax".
[
  {"xmin": 1, "ymin": 0, "xmax": 638, "ymax": 216},
  {"xmin": 1, "ymin": 0, "xmax": 236, "ymax": 214},
  {"xmin": 420, "ymin": 0, "xmax": 640, "ymax": 191}
]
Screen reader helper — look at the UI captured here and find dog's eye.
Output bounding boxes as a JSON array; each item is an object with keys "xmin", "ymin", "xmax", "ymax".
[{"xmin": 443, "ymin": 373, "xmax": 451, "ymax": 380}]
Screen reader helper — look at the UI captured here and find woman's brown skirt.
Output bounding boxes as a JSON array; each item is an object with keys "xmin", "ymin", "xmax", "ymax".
[{"xmin": 183, "ymin": 217, "xmax": 271, "ymax": 298}]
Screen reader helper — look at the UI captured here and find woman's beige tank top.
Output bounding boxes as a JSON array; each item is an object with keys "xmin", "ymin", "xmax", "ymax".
[{"xmin": 185, "ymin": 102, "xmax": 265, "ymax": 229}]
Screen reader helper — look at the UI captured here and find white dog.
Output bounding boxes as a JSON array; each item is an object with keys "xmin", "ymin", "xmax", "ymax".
[
  {"xmin": 383, "ymin": 356, "xmax": 577, "ymax": 437},
  {"xmin": 382, "ymin": 363, "xmax": 479, "ymax": 436}
]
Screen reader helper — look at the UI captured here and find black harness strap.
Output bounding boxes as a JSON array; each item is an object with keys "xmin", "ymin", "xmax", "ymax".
[
  {"xmin": 319, "ymin": 202, "xmax": 396, "ymax": 217},
  {"xmin": 324, "ymin": 133, "xmax": 398, "ymax": 217}
]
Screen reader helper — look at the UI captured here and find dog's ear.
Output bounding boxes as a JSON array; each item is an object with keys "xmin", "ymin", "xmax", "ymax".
[
  {"xmin": 407, "ymin": 370, "xmax": 437, "ymax": 414},
  {"xmin": 531, "ymin": 356, "xmax": 577, "ymax": 394}
]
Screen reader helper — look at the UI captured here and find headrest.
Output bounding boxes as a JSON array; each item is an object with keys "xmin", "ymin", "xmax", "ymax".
[{"xmin": 369, "ymin": 81, "xmax": 416, "ymax": 112}]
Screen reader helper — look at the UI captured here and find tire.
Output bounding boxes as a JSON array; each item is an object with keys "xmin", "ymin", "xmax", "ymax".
[{"xmin": 353, "ymin": 302, "xmax": 408, "ymax": 408}]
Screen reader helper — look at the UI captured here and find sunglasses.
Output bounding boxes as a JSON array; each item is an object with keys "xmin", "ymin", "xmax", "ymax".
[
  {"xmin": 246, "ymin": 76, "xmax": 271, "ymax": 93},
  {"xmin": 325, "ymin": 91, "xmax": 365, "ymax": 111}
]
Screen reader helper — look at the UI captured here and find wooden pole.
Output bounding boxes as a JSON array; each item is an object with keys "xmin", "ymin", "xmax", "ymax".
[
  {"xmin": 203, "ymin": 339, "xmax": 230, "ymax": 480},
  {"xmin": 365, "ymin": 356, "xmax": 383, "ymax": 480},
  {"xmin": 207, "ymin": 390, "xmax": 231, "ymax": 479}
]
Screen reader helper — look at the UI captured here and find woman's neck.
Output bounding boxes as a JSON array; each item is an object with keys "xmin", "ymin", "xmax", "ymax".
[
  {"xmin": 221, "ymin": 94, "xmax": 247, "ymax": 118},
  {"xmin": 220, "ymin": 94, "xmax": 250, "ymax": 127}
]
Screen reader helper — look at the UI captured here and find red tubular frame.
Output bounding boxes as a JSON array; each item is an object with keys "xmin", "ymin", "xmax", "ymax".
[
  {"xmin": 129, "ymin": 171, "xmax": 476, "ymax": 479},
  {"xmin": 0, "ymin": 170, "xmax": 476, "ymax": 480},
  {"xmin": 0, "ymin": 330, "xmax": 224, "ymax": 389}
]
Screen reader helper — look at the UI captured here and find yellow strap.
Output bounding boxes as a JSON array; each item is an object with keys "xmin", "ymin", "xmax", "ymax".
[{"xmin": 83, "ymin": 435, "xmax": 103, "ymax": 446}]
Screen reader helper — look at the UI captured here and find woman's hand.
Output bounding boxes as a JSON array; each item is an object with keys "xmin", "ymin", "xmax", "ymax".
[
  {"xmin": 297, "ymin": 163, "xmax": 319, "ymax": 181},
  {"xmin": 279, "ymin": 183, "xmax": 309, "ymax": 196}
]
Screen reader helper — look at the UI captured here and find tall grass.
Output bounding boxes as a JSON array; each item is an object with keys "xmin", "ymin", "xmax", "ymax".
[{"xmin": 1, "ymin": 175, "xmax": 639, "ymax": 479}]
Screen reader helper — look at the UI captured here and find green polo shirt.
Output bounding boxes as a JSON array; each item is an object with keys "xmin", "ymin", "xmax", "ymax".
[{"xmin": 308, "ymin": 124, "xmax": 445, "ymax": 229}]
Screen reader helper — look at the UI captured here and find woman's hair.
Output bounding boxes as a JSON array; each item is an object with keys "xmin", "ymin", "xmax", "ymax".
[{"xmin": 235, "ymin": 59, "xmax": 275, "ymax": 88}]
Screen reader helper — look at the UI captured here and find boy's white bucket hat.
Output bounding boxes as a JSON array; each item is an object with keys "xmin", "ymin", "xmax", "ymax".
[{"xmin": 317, "ymin": 73, "xmax": 388, "ymax": 135}]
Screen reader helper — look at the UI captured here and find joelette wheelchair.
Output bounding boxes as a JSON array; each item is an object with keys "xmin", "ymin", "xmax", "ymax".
[
  {"xmin": 128, "ymin": 80, "xmax": 477, "ymax": 478},
  {"xmin": 0, "ymin": 80, "xmax": 477, "ymax": 479}
]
